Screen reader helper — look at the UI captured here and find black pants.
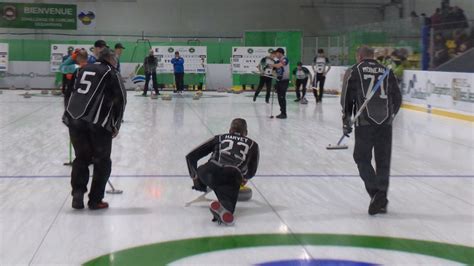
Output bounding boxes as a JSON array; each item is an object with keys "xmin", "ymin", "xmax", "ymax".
[
  {"xmin": 64, "ymin": 77, "xmax": 75, "ymax": 108},
  {"xmin": 175, "ymin": 72, "xmax": 185, "ymax": 92},
  {"xmin": 197, "ymin": 161, "xmax": 242, "ymax": 213},
  {"xmin": 68, "ymin": 120, "xmax": 113, "ymax": 204},
  {"xmin": 61, "ymin": 74, "xmax": 68, "ymax": 94},
  {"xmin": 353, "ymin": 125, "xmax": 392, "ymax": 198},
  {"xmin": 275, "ymin": 80, "xmax": 289, "ymax": 115},
  {"xmin": 254, "ymin": 76, "xmax": 272, "ymax": 102},
  {"xmin": 295, "ymin": 78, "xmax": 308, "ymax": 99},
  {"xmin": 144, "ymin": 72, "xmax": 159, "ymax": 95},
  {"xmin": 313, "ymin": 74, "xmax": 326, "ymax": 102}
]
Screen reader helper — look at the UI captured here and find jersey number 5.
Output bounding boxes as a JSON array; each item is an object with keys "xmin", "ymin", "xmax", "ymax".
[{"xmin": 77, "ymin": 71, "xmax": 96, "ymax": 94}]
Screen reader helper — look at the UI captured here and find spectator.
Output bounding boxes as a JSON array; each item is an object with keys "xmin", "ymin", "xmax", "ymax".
[
  {"xmin": 433, "ymin": 33, "xmax": 449, "ymax": 67},
  {"xmin": 114, "ymin": 43, "xmax": 125, "ymax": 73},
  {"xmin": 445, "ymin": 7, "xmax": 458, "ymax": 29},
  {"xmin": 453, "ymin": 6, "xmax": 468, "ymax": 28},
  {"xmin": 453, "ymin": 30, "xmax": 468, "ymax": 47},
  {"xmin": 420, "ymin": 13, "xmax": 430, "ymax": 26},
  {"xmin": 430, "ymin": 8, "xmax": 442, "ymax": 29}
]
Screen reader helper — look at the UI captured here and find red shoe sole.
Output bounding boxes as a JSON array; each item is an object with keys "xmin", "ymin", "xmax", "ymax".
[
  {"xmin": 222, "ymin": 212, "xmax": 234, "ymax": 224},
  {"xmin": 210, "ymin": 201, "xmax": 221, "ymax": 211}
]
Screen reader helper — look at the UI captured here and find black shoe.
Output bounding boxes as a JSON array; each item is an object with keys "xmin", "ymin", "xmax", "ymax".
[
  {"xmin": 266, "ymin": 100, "xmax": 270, "ymax": 104},
  {"xmin": 142, "ymin": 93, "xmax": 147, "ymax": 97},
  {"xmin": 368, "ymin": 192, "xmax": 388, "ymax": 215},
  {"xmin": 88, "ymin": 201, "xmax": 109, "ymax": 210},
  {"xmin": 173, "ymin": 90, "xmax": 177, "ymax": 93},
  {"xmin": 276, "ymin": 114, "xmax": 287, "ymax": 119},
  {"xmin": 72, "ymin": 192, "xmax": 84, "ymax": 209},
  {"xmin": 294, "ymin": 98, "xmax": 300, "ymax": 102}
]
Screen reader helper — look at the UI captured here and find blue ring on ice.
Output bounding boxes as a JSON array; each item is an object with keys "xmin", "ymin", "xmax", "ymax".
[{"xmin": 256, "ymin": 259, "xmax": 377, "ymax": 266}]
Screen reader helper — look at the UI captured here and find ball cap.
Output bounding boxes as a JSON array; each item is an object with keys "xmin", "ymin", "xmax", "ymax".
[
  {"xmin": 275, "ymin": 48, "xmax": 285, "ymax": 54},
  {"xmin": 94, "ymin": 40, "xmax": 107, "ymax": 48},
  {"xmin": 115, "ymin": 43, "xmax": 125, "ymax": 49}
]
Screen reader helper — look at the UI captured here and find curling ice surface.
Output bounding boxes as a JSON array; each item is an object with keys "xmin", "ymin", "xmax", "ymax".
[{"xmin": 0, "ymin": 91, "xmax": 472, "ymax": 265}]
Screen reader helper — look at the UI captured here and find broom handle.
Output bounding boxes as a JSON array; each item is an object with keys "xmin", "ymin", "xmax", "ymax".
[
  {"xmin": 336, "ymin": 134, "xmax": 346, "ymax": 146},
  {"xmin": 68, "ymin": 141, "xmax": 72, "ymax": 163}
]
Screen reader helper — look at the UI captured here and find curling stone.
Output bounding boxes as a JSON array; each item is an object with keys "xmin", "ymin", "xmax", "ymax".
[
  {"xmin": 196, "ymin": 90, "xmax": 203, "ymax": 96},
  {"xmin": 300, "ymin": 97, "xmax": 308, "ymax": 104},
  {"xmin": 9, "ymin": 85, "xmax": 15, "ymax": 90},
  {"xmin": 135, "ymin": 86, "xmax": 142, "ymax": 92},
  {"xmin": 23, "ymin": 92, "xmax": 32, "ymax": 98},
  {"xmin": 237, "ymin": 186, "xmax": 252, "ymax": 201},
  {"xmin": 150, "ymin": 93, "xmax": 158, "ymax": 99},
  {"xmin": 162, "ymin": 94, "xmax": 172, "ymax": 101},
  {"xmin": 24, "ymin": 85, "xmax": 31, "ymax": 91},
  {"xmin": 193, "ymin": 94, "xmax": 201, "ymax": 100},
  {"xmin": 52, "ymin": 90, "xmax": 62, "ymax": 96},
  {"xmin": 41, "ymin": 90, "xmax": 49, "ymax": 95},
  {"xmin": 233, "ymin": 89, "xmax": 243, "ymax": 94}
]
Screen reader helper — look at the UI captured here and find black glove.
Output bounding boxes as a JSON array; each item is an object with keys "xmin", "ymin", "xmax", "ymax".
[
  {"xmin": 191, "ymin": 177, "xmax": 207, "ymax": 192},
  {"xmin": 343, "ymin": 118, "xmax": 352, "ymax": 137}
]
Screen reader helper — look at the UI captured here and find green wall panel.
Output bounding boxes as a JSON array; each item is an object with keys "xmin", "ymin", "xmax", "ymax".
[{"xmin": 0, "ymin": 38, "xmax": 242, "ymax": 63}]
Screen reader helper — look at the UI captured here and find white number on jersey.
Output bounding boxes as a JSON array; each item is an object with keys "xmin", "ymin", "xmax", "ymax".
[
  {"xmin": 363, "ymin": 74, "xmax": 387, "ymax": 99},
  {"xmin": 77, "ymin": 71, "xmax": 96, "ymax": 94},
  {"xmin": 221, "ymin": 140, "xmax": 250, "ymax": 161}
]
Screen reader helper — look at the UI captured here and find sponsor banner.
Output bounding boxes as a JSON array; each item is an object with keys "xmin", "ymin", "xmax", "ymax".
[
  {"xmin": 0, "ymin": 43, "xmax": 8, "ymax": 72},
  {"xmin": 231, "ymin": 47, "xmax": 283, "ymax": 74},
  {"xmin": 50, "ymin": 44, "xmax": 94, "ymax": 72},
  {"xmin": 0, "ymin": 61, "xmax": 137, "ymax": 89},
  {"xmin": 0, "ymin": 61, "xmax": 56, "ymax": 88},
  {"xmin": 152, "ymin": 46, "xmax": 207, "ymax": 74},
  {"xmin": 0, "ymin": 61, "xmax": 229, "ymax": 90},
  {"xmin": 403, "ymin": 70, "xmax": 474, "ymax": 114},
  {"xmin": 0, "ymin": 2, "xmax": 76, "ymax": 30}
]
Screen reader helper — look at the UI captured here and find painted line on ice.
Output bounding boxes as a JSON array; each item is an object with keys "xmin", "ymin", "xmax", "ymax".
[{"xmin": 0, "ymin": 174, "xmax": 473, "ymax": 179}]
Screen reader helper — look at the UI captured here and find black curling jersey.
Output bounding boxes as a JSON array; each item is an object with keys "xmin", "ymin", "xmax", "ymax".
[
  {"xmin": 64, "ymin": 61, "xmax": 127, "ymax": 133},
  {"xmin": 186, "ymin": 133, "xmax": 260, "ymax": 180},
  {"xmin": 341, "ymin": 59, "xmax": 402, "ymax": 126}
]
